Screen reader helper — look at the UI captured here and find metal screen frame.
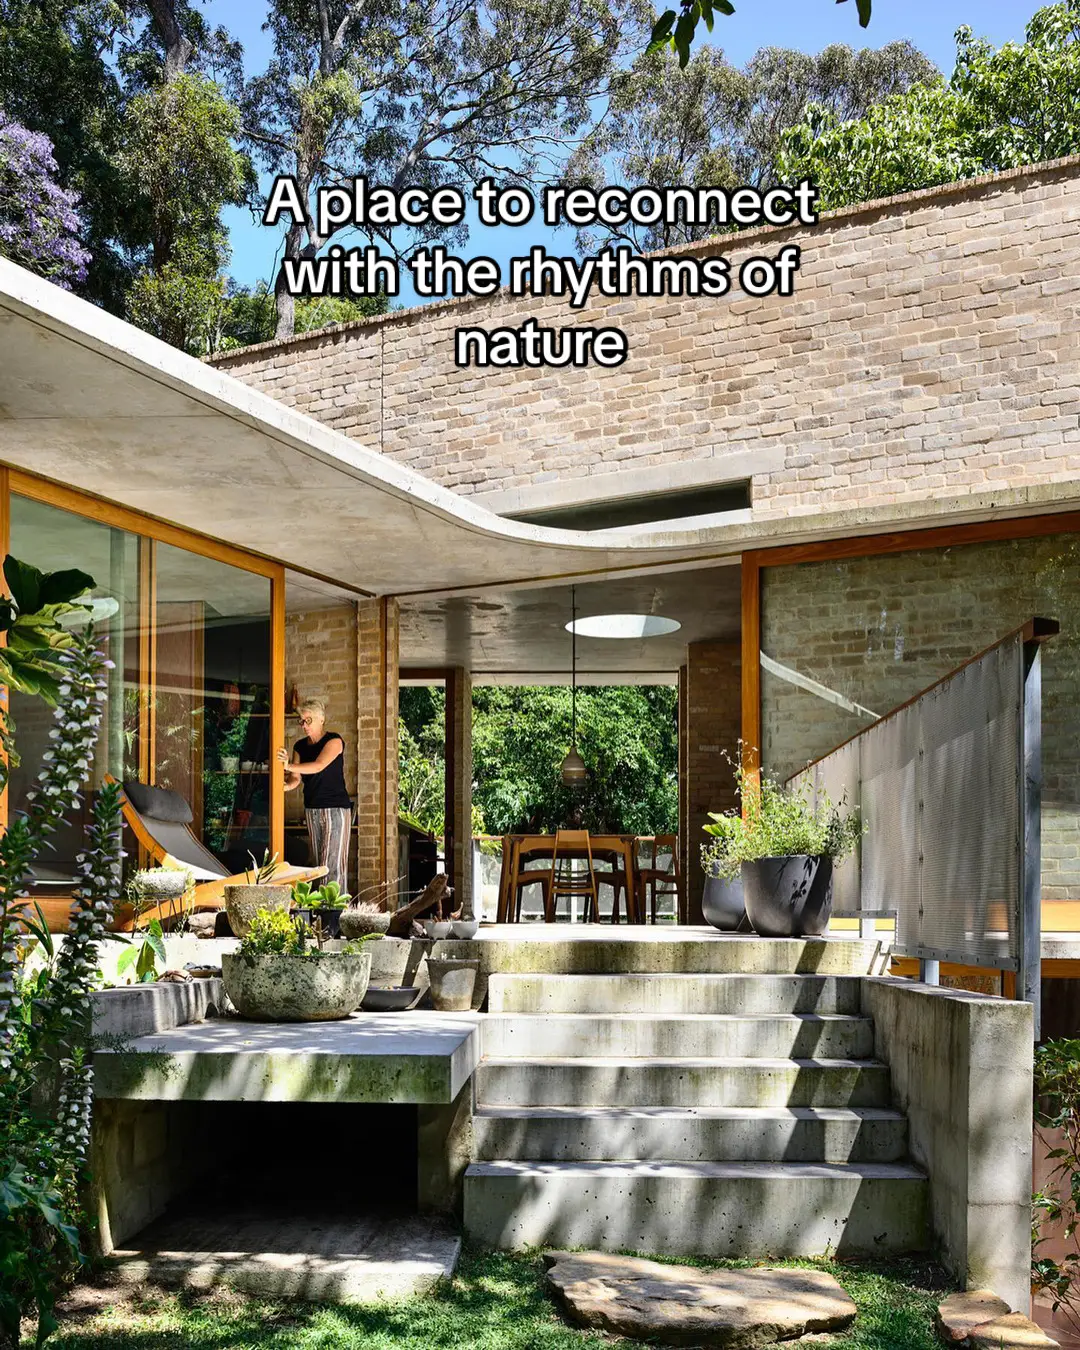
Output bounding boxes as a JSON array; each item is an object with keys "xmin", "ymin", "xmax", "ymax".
[{"xmin": 788, "ymin": 619, "xmax": 1056, "ymax": 1033}]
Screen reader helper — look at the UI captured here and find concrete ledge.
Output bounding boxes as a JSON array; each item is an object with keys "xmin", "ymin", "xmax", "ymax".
[
  {"xmin": 93, "ymin": 1012, "xmax": 483, "ymax": 1104},
  {"xmin": 92, "ymin": 979, "xmax": 224, "ymax": 1040},
  {"xmin": 861, "ymin": 978, "xmax": 1033, "ymax": 1312}
]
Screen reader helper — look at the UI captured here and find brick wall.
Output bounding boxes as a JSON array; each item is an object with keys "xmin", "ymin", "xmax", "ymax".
[
  {"xmin": 285, "ymin": 603, "xmax": 360, "ymax": 888},
  {"xmin": 760, "ymin": 532, "xmax": 1080, "ymax": 901},
  {"xmin": 682, "ymin": 641, "xmax": 742, "ymax": 922},
  {"xmin": 211, "ymin": 159, "xmax": 1080, "ymax": 522},
  {"xmin": 356, "ymin": 597, "xmax": 399, "ymax": 898}
]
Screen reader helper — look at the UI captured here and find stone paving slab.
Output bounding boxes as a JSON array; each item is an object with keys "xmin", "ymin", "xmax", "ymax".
[
  {"xmin": 110, "ymin": 1208, "xmax": 459, "ymax": 1301},
  {"xmin": 544, "ymin": 1250, "xmax": 857, "ymax": 1346},
  {"xmin": 93, "ymin": 1012, "xmax": 482, "ymax": 1104},
  {"xmin": 937, "ymin": 1294, "xmax": 1060, "ymax": 1348}
]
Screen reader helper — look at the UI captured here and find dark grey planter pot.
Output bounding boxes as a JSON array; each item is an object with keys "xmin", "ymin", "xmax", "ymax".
[
  {"xmin": 742, "ymin": 855, "xmax": 834, "ymax": 938},
  {"xmin": 701, "ymin": 872, "xmax": 747, "ymax": 932}
]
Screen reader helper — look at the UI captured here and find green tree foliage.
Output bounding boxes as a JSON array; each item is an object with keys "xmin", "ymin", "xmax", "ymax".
[
  {"xmin": 472, "ymin": 686, "xmax": 678, "ymax": 834},
  {"xmin": 217, "ymin": 282, "xmax": 389, "ymax": 352},
  {"xmin": 648, "ymin": 0, "xmax": 872, "ymax": 70},
  {"xmin": 779, "ymin": 2, "xmax": 1080, "ymax": 208},
  {"xmin": 0, "ymin": 1, "xmax": 133, "ymax": 309},
  {"xmin": 121, "ymin": 71, "xmax": 251, "ymax": 352},
  {"xmin": 244, "ymin": 0, "xmax": 635, "ymax": 338},
  {"xmin": 569, "ymin": 40, "xmax": 936, "ymax": 251}
]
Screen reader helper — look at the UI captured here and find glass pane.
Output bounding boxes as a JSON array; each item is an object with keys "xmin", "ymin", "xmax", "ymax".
[
  {"xmin": 154, "ymin": 543, "xmax": 272, "ymax": 873},
  {"xmin": 760, "ymin": 534, "xmax": 1080, "ymax": 903},
  {"xmin": 9, "ymin": 495, "xmax": 141, "ymax": 885}
]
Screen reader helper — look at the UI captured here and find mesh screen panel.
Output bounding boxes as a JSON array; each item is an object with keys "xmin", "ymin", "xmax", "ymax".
[{"xmin": 788, "ymin": 633, "xmax": 1024, "ymax": 969}]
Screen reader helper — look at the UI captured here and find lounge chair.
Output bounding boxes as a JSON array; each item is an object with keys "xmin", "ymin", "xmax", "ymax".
[{"xmin": 113, "ymin": 778, "xmax": 327, "ymax": 927}]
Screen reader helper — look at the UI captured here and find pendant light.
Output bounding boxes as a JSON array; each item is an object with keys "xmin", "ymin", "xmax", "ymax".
[{"xmin": 560, "ymin": 585, "xmax": 587, "ymax": 786}]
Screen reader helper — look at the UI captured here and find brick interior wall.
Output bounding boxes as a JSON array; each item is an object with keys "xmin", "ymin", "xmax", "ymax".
[
  {"xmin": 683, "ymin": 641, "xmax": 742, "ymax": 922},
  {"xmin": 285, "ymin": 603, "xmax": 360, "ymax": 889},
  {"xmin": 356, "ymin": 598, "xmax": 400, "ymax": 899},
  {"xmin": 760, "ymin": 533, "xmax": 1080, "ymax": 901},
  {"xmin": 211, "ymin": 161, "xmax": 1080, "ymax": 523}
]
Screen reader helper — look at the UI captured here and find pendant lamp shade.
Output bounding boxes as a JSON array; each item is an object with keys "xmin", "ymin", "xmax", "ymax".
[
  {"xmin": 560, "ymin": 585, "xmax": 587, "ymax": 787},
  {"xmin": 560, "ymin": 744, "xmax": 587, "ymax": 785}
]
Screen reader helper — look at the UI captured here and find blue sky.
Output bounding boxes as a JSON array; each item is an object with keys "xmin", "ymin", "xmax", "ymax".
[{"xmin": 211, "ymin": 0, "xmax": 1034, "ymax": 306}]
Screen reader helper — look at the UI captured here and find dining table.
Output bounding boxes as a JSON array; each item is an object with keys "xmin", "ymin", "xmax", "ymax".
[{"xmin": 496, "ymin": 833, "xmax": 643, "ymax": 924}]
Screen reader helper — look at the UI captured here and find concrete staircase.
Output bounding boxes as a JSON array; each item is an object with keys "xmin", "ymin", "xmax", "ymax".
[{"xmin": 463, "ymin": 938, "xmax": 929, "ymax": 1257}]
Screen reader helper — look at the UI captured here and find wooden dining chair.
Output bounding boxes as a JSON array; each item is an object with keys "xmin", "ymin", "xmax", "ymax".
[
  {"xmin": 550, "ymin": 829, "xmax": 599, "ymax": 922},
  {"xmin": 512, "ymin": 862, "xmax": 554, "ymax": 921},
  {"xmin": 637, "ymin": 834, "xmax": 683, "ymax": 924},
  {"xmin": 593, "ymin": 854, "xmax": 631, "ymax": 923}
]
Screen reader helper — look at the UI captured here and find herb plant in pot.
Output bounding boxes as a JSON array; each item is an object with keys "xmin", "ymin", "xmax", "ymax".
[
  {"xmin": 731, "ymin": 768, "xmax": 862, "ymax": 938},
  {"xmin": 221, "ymin": 907, "xmax": 381, "ymax": 1021},
  {"xmin": 223, "ymin": 850, "xmax": 289, "ymax": 938},
  {"xmin": 700, "ymin": 813, "xmax": 749, "ymax": 933}
]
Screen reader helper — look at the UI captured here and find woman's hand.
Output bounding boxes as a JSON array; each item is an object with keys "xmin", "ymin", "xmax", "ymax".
[{"xmin": 276, "ymin": 747, "xmax": 290, "ymax": 765}]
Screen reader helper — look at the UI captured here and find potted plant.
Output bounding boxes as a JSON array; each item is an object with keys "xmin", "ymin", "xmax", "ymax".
[
  {"xmin": 291, "ymin": 879, "xmax": 350, "ymax": 938},
  {"xmin": 700, "ymin": 815, "xmax": 748, "ymax": 932},
  {"xmin": 221, "ymin": 907, "xmax": 381, "ymax": 1021},
  {"xmin": 705, "ymin": 755, "xmax": 863, "ymax": 938},
  {"xmin": 223, "ymin": 850, "xmax": 289, "ymax": 938},
  {"xmin": 339, "ymin": 900, "xmax": 392, "ymax": 939}
]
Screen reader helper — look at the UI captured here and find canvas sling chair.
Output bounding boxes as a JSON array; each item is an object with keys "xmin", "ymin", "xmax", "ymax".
[{"xmin": 109, "ymin": 776, "xmax": 327, "ymax": 928}]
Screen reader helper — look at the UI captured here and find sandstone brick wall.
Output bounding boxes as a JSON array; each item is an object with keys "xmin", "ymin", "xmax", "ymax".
[
  {"xmin": 760, "ymin": 532, "xmax": 1080, "ymax": 902},
  {"xmin": 285, "ymin": 604, "xmax": 359, "ymax": 888},
  {"xmin": 211, "ymin": 159, "xmax": 1080, "ymax": 521},
  {"xmin": 356, "ymin": 597, "xmax": 399, "ymax": 896},
  {"xmin": 682, "ymin": 641, "xmax": 742, "ymax": 922}
]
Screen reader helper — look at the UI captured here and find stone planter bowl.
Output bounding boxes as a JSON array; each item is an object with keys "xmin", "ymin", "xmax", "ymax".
[
  {"xmin": 742, "ymin": 855, "xmax": 834, "ymax": 938},
  {"xmin": 223, "ymin": 883, "xmax": 292, "ymax": 939},
  {"xmin": 426, "ymin": 956, "xmax": 479, "ymax": 1011},
  {"xmin": 339, "ymin": 907, "xmax": 392, "ymax": 940},
  {"xmin": 222, "ymin": 949, "xmax": 372, "ymax": 1021}
]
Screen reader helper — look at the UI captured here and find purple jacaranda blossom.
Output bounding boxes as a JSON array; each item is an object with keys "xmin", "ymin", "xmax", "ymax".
[{"xmin": 0, "ymin": 112, "xmax": 91, "ymax": 289}]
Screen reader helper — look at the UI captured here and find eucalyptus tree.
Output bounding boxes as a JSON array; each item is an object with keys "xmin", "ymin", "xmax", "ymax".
[
  {"xmin": 245, "ymin": 0, "xmax": 639, "ymax": 338},
  {"xmin": 118, "ymin": 0, "xmax": 252, "ymax": 352},
  {"xmin": 567, "ymin": 39, "xmax": 937, "ymax": 253}
]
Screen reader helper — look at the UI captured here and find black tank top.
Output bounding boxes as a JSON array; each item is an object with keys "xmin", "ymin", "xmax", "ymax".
[{"xmin": 294, "ymin": 732, "xmax": 352, "ymax": 810}]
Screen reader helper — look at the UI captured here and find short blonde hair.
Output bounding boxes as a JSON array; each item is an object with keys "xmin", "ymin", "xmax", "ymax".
[{"xmin": 297, "ymin": 697, "xmax": 326, "ymax": 717}]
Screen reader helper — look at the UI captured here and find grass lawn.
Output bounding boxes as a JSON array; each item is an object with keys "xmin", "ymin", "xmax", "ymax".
[{"xmin": 42, "ymin": 1246, "xmax": 951, "ymax": 1349}]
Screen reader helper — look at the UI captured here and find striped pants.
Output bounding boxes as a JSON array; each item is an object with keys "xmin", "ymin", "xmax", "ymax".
[{"xmin": 305, "ymin": 807, "xmax": 353, "ymax": 892}]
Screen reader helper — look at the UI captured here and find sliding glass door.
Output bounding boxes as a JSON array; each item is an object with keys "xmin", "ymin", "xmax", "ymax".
[{"xmin": 7, "ymin": 481, "xmax": 282, "ymax": 888}]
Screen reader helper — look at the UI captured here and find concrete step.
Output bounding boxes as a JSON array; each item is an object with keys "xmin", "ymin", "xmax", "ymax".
[
  {"xmin": 481, "ymin": 1013, "xmax": 874, "ymax": 1060},
  {"xmin": 443, "ymin": 932, "xmax": 883, "ymax": 978},
  {"xmin": 464, "ymin": 1159, "xmax": 928, "ymax": 1256},
  {"xmin": 487, "ymin": 973, "xmax": 864, "ymax": 1015},
  {"xmin": 472, "ymin": 1104, "xmax": 909, "ymax": 1163},
  {"xmin": 475, "ymin": 1056, "xmax": 892, "ymax": 1108}
]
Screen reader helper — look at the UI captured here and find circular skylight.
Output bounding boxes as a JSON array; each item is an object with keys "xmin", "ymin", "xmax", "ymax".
[{"xmin": 566, "ymin": 613, "xmax": 682, "ymax": 639}]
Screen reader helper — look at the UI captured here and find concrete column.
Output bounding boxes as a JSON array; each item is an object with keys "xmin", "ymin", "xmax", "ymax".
[
  {"xmin": 445, "ymin": 667, "xmax": 474, "ymax": 916},
  {"xmin": 417, "ymin": 1083, "xmax": 473, "ymax": 1215},
  {"xmin": 684, "ymin": 641, "xmax": 741, "ymax": 924},
  {"xmin": 356, "ymin": 597, "xmax": 399, "ymax": 900}
]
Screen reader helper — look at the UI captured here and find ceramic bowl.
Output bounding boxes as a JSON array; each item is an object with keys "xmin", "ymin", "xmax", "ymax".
[
  {"xmin": 361, "ymin": 985, "xmax": 422, "ymax": 1012},
  {"xmin": 423, "ymin": 919, "xmax": 452, "ymax": 940},
  {"xmin": 451, "ymin": 919, "xmax": 479, "ymax": 939}
]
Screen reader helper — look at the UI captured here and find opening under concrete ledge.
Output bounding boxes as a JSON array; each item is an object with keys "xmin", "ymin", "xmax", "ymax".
[{"xmin": 109, "ymin": 1205, "xmax": 461, "ymax": 1302}]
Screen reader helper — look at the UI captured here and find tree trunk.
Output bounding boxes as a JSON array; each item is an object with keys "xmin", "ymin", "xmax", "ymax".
[
  {"xmin": 273, "ymin": 217, "xmax": 309, "ymax": 339},
  {"xmin": 146, "ymin": 0, "xmax": 193, "ymax": 81}
]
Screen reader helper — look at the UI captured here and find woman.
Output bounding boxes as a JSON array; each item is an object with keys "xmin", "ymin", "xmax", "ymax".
[{"xmin": 277, "ymin": 698, "xmax": 353, "ymax": 891}]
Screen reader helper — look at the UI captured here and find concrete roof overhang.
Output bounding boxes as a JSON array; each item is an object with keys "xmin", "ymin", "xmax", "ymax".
[{"xmin": 0, "ymin": 259, "xmax": 758, "ymax": 600}]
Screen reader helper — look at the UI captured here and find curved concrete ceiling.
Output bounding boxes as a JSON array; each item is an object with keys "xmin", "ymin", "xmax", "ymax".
[{"xmin": 0, "ymin": 260, "xmax": 757, "ymax": 597}]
